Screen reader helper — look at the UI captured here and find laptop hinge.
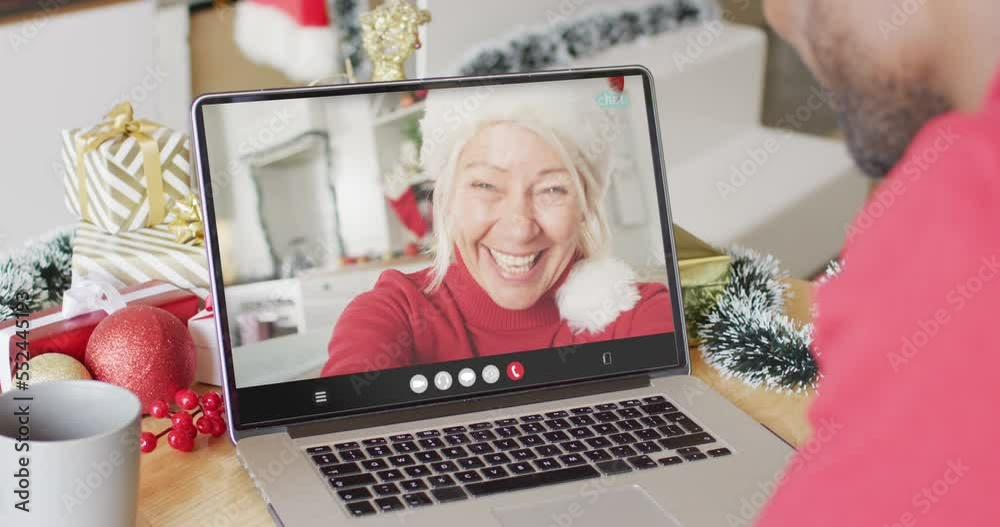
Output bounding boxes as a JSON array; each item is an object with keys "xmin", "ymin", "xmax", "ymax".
[{"xmin": 287, "ymin": 374, "xmax": 651, "ymax": 439}]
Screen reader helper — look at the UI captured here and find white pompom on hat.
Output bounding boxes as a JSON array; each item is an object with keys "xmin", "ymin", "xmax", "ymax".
[{"xmin": 233, "ymin": 0, "xmax": 338, "ymax": 82}]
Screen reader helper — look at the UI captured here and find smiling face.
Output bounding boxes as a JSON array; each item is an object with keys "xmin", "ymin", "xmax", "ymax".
[{"xmin": 449, "ymin": 122, "xmax": 585, "ymax": 310}]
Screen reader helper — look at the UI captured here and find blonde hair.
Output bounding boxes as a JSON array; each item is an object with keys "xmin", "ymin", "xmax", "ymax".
[{"xmin": 417, "ymin": 80, "xmax": 617, "ymax": 294}]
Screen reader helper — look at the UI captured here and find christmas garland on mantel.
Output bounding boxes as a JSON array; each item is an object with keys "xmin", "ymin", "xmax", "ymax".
[
  {"xmin": 331, "ymin": 0, "xmax": 365, "ymax": 77},
  {"xmin": 455, "ymin": 0, "xmax": 720, "ymax": 76}
]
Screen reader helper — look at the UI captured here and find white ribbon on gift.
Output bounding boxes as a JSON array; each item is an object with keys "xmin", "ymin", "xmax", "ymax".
[{"xmin": 61, "ymin": 278, "xmax": 128, "ymax": 319}]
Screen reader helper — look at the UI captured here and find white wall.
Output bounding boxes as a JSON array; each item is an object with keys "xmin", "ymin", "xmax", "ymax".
[
  {"xmin": 323, "ymin": 96, "xmax": 393, "ymax": 256},
  {"xmin": 604, "ymin": 76, "xmax": 668, "ymax": 270},
  {"xmin": 0, "ymin": 0, "xmax": 190, "ymax": 253}
]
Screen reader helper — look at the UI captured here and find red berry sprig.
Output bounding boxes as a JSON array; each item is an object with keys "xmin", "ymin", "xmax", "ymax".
[{"xmin": 140, "ymin": 388, "xmax": 227, "ymax": 454}]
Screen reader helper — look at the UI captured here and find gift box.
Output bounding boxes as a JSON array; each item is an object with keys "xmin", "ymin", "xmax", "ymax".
[
  {"xmin": 674, "ymin": 225, "xmax": 732, "ymax": 343},
  {"xmin": 61, "ymin": 102, "xmax": 192, "ymax": 234},
  {"xmin": 0, "ymin": 280, "xmax": 201, "ymax": 393},
  {"xmin": 72, "ymin": 220, "xmax": 210, "ymax": 299},
  {"xmin": 188, "ymin": 301, "xmax": 223, "ymax": 386}
]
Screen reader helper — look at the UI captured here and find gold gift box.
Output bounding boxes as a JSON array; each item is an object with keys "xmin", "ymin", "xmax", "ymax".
[
  {"xmin": 71, "ymin": 220, "xmax": 210, "ymax": 299},
  {"xmin": 674, "ymin": 225, "xmax": 731, "ymax": 343},
  {"xmin": 61, "ymin": 103, "xmax": 192, "ymax": 234}
]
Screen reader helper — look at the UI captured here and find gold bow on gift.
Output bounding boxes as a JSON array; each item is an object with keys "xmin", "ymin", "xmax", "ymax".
[
  {"xmin": 75, "ymin": 102, "xmax": 167, "ymax": 226},
  {"xmin": 168, "ymin": 195, "xmax": 205, "ymax": 246}
]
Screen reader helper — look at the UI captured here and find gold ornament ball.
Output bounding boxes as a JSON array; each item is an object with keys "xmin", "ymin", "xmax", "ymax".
[{"xmin": 17, "ymin": 353, "xmax": 93, "ymax": 386}]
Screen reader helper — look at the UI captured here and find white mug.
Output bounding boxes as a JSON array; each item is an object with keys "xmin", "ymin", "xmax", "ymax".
[{"xmin": 0, "ymin": 380, "xmax": 142, "ymax": 527}]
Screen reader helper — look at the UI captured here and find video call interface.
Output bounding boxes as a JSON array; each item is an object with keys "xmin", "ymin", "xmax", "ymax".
[{"xmin": 201, "ymin": 75, "xmax": 676, "ymax": 394}]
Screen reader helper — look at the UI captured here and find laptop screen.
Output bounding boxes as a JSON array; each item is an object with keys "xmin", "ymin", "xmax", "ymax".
[{"xmin": 194, "ymin": 68, "xmax": 686, "ymax": 429}]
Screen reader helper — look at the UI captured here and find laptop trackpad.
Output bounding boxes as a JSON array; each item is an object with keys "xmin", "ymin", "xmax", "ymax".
[{"xmin": 491, "ymin": 485, "xmax": 682, "ymax": 527}]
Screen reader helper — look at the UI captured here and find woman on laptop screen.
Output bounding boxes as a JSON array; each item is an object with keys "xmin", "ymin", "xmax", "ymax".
[{"xmin": 321, "ymin": 81, "xmax": 673, "ymax": 377}]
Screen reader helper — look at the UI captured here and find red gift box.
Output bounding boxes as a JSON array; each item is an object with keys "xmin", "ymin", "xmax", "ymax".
[{"xmin": 1, "ymin": 280, "xmax": 200, "ymax": 393}]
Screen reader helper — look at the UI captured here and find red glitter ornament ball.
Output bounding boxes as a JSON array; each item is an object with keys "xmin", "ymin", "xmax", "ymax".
[{"xmin": 85, "ymin": 305, "xmax": 196, "ymax": 412}]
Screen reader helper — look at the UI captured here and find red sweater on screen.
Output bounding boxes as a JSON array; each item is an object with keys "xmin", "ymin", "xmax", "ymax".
[
  {"xmin": 320, "ymin": 257, "xmax": 673, "ymax": 377},
  {"xmin": 755, "ymin": 69, "xmax": 1000, "ymax": 525}
]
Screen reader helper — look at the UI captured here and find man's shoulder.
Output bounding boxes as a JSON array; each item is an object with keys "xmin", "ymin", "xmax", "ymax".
[
  {"xmin": 899, "ymin": 106, "xmax": 1000, "ymax": 184},
  {"xmin": 866, "ymin": 107, "xmax": 1000, "ymax": 237}
]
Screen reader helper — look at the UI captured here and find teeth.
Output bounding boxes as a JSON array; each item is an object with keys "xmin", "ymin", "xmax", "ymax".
[{"xmin": 488, "ymin": 248, "xmax": 540, "ymax": 275}]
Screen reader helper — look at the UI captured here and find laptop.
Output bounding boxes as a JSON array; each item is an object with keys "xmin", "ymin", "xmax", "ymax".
[{"xmin": 191, "ymin": 65, "xmax": 794, "ymax": 526}]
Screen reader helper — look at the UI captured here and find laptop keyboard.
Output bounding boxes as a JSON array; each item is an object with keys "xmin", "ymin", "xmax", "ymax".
[{"xmin": 305, "ymin": 395, "xmax": 732, "ymax": 517}]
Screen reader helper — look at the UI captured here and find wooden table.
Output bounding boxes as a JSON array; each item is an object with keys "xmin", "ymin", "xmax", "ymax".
[{"xmin": 136, "ymin": 280, "xmax": 815, "ymax": 526}]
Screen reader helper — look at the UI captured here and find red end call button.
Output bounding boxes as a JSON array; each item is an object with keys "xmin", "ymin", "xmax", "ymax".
[{"xmin": 506, "ymin": 361, "xmax": 524, "ymax": 381}]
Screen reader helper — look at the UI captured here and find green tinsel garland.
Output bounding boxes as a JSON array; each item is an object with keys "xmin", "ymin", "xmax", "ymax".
[
  {"xmin": 0, "ymin": 228, "xmax": 75, "ymax": 322},
  {"xmin": 696, "ymin": 248, "xmax": 830, "ymax": 393}
]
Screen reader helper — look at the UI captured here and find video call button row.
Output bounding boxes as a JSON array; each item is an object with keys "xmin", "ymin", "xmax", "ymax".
[{"xmin": 409, "ymin": 362, "xmax": 523, "ymax": 394}]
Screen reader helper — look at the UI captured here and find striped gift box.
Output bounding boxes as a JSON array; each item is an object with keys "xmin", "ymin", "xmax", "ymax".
[
  {"xmin": 71, "ymin": 221, "xmax": 210, "ymax": 298},
  {"xmin": 61, "ymin": 125, "xmax": 192, "ymax": 234}
]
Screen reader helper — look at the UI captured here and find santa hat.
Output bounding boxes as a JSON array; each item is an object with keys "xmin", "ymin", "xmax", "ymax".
[
  {"xmin": 418, "ymin": 79, "xmax": 617, "ymax": 194},
  {"xmin": 234, "ymin": 0, "xmax": 338, "ymax": 82}
]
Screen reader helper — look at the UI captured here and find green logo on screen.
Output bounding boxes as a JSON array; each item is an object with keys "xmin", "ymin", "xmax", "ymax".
[{"xmin": 596, "ymin": 90, "xmax": 630, "ymax": 108}]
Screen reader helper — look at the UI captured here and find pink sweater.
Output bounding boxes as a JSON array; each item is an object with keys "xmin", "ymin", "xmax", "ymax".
[{"xmin": 755, "ymin": 69, "xmax": 1000, "ymax": 525}]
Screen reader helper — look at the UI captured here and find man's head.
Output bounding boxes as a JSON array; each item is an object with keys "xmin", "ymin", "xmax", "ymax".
[{"xmin": 764, "ymin": 0, "xmax": 959, "ymax": 178}]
